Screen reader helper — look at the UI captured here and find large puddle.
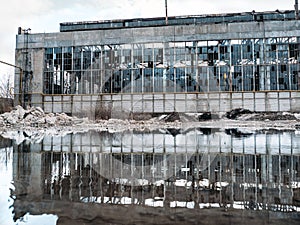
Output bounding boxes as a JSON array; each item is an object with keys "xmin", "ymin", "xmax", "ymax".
[{"xmin": 1, "ymin": 128, "xmax": 300, "ymax": 224}]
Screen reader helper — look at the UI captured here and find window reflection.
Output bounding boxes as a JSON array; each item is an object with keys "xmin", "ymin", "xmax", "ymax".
[{"xmin": 11, "ymin": 130, "xmax": 300, "ymax": 214}]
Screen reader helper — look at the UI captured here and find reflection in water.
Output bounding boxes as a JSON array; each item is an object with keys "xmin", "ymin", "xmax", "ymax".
[{"xmin": 7, "ymin": 129, "xmax": 300, "ymax": 224}]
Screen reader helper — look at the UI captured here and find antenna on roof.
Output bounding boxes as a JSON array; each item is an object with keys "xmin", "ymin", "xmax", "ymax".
[
  {"xmin": 165, "ymin": 0, "xmax": 168, "ymax": 25},
  {"xmin": 295, "ymin": 0, "xmax": 299, "ymax": 19}
]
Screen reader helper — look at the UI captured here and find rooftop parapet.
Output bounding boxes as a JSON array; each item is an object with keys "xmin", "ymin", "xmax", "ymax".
[{"xmin": 60, "ymin": 10, "xmax": 296, "ymax": 32}]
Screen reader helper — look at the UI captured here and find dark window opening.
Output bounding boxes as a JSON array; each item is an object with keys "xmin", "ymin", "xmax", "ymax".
[
  {"xmin": 271, "ymin": 44, "xmax": 276, "ymax": 51},
  {"xmin": 247, "ymin": 45, "xmax": 251, "ymax": 52}
]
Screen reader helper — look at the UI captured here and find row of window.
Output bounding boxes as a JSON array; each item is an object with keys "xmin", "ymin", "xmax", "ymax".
[{"xmin": 43, "ymin": 38, "xmax": 300, "ymax": 94}]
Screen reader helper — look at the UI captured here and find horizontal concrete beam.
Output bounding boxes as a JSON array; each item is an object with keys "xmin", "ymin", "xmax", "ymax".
[
  {"xmin": 16, "ymin": 20, "xmax": 300, "ymax": 49},
  {"xmin": 39, "ymin": 91, "xmax": 300, "ymax": 115}
]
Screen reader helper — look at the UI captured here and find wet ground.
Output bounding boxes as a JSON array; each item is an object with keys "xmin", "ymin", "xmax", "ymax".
[{"xmin": 1, "ymin": 128, "xmax": 300, "ymax": 225}]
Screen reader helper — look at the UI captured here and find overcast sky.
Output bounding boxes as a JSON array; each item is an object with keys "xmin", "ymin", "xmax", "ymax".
[{"xmin": 0, "ymin": 0, "xmax": 296, "ymax": 79}]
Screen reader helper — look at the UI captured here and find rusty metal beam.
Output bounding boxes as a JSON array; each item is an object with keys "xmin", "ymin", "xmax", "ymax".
[{"xmin": 0, "ymin": 60, "xmax": 22, "ymax": 70}]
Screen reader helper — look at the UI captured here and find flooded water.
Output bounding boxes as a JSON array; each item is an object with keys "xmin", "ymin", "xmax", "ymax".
[{"xmin": 1, "ymin": 128, "xmax": 300, "ymax": 225}]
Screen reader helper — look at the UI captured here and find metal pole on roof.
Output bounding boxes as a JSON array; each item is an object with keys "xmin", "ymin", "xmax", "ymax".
[
  {"xmin": 296, "ymin": 0, "xmax": 299, "ymax": 19},
  {"xmin": 165, "ymin": 0, "xmax": 168, "ymax": 25}
]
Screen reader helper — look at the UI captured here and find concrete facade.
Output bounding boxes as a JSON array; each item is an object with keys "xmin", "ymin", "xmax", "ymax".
[
  {"xmin": 39, "ymin": 91, "xmax": 300, "ymax": 115},
  {"xmin": 14, "ymin": 11, "xmax": 300, "ymax": 115}
]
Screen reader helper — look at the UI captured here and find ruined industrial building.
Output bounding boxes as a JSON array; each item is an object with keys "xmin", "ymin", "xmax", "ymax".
[
  {"xmin": 3, "ymin": 6, "xmax": 300, "ymax": 225},
  {"xmin": 14, "ymin": 9, "xmax": 300, "ymax": 117}
]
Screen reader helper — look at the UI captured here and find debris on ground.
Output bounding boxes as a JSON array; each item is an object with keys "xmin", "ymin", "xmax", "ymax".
[
  {"xmin": 225, "ymin": 108, "xmax": 299, "ymax": 121},
  {"xmin": 198, "ymin": 112, "xmax": 212, "ymax": 121},
  {"xmin": 225, "ymin": 108, "xmax": 253, "ymax": 120},
  {"xmin": 225, "ymin": 128, "xmax": 253, "ymax": 137},
  {"xmin": 246, "ymin": 112, "xmax": 299, "ymax": 121},
  {"xmin": 0, "ymin": 105, "xmax": 75, "ymax": 128},
  {"xmin": 157, "ymin": 112, "xmax": 198, "ymax": 123},
  {"xmin": 0, "ymin": 106, "xmax": 183, "ymax": 132},
  {"xmin": 1, "ymin": 106, "xmax": 300, "ymax": 133},
  {"xmin": 198, "ymin": 112, "xmax": 220, "ymax": 121},
  {"xmin": 163, "ymin": 112, "xmax": 181, "ymax": 122}
]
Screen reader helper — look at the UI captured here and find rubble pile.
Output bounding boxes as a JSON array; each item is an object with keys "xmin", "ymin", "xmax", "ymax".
[
  {"xmin": 245, "ymin": 112, "xmax": 299, "ymax": 121},
  {"xmin": 225, "ymin": 108, "xmax": 253, "ymax": 120},
  {"xmin": 1, "ymin": 106, "xmax": 300, "ymax": 132},
  {"xmin": 225, "ymin": 108, "xmax": 300, "ymax": 121},
  {"xmin": 0, "ymin": 106, "xmax": 76, "ymax": 128},
  {"xmin": 95, "ymin": 118, "xmax": 182, "ymax": 133},
  {"xmin": 0, "ymin": 106, "xmax": 183, "ymax": 132}
]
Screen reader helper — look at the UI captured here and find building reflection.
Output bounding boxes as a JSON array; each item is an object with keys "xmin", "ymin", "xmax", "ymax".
[{"xmin": 11, "ymin": 129, "xmax": 300, "ymax": 222}]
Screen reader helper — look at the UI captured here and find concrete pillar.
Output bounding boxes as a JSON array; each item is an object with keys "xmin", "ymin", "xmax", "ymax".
[
  {"xmin": 259, "ymin": 39, "xmax": 265, "ymax": 91},
  {"xmin": 28, "ymin": 153, "xmax": 43, "ymax": 198},
  {"xmin": 163, "ymin": 43, "xmax": 170, "ymax": 93}
]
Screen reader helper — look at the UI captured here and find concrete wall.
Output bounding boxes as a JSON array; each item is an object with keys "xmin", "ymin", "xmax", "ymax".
[
  {"xmin": 14, "ymin": 20, "xmax": 300, "ymax": 113},
  {"xmin": 15, "ymin": 20, "xmax": 300, "ymax": 50},
  {"xmin": 40, "ymin": 91, "xmax": 300, "ymax": 116}
]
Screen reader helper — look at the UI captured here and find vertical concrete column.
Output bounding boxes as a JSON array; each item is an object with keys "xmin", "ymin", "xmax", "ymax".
[
  {"xmin": 240, "ymin": 40, "xmax": 244, "ymax": 91},
  {"xmin": 276, "ymin": 45, "xmax": 280, "ymax": 91},
  {"xmin": 70, "ymin": 152, "xmax": 80, "ymax": 201},
  {"xmin": 131, "ymin": 44, "xmax": 134, "ymax": 94},
  {"xmin": 29, "ymin": 153, "xmax": 43, "ymax": 198},
  {"xmin": 229, "ymin": 40, "xmax": 233, "ymax": 92},
  {"xmin": 265, "ymin": 38, "xmax": 271, "ymax": 90},
  {"xmin": 194, "ymin": 41, "xmax": 199, "ymax": 92},
  {"xmin": 14, "ymin": 51, "xmax": 23, "ymax": 106},
  {"xmin": 163, "ymin": 42, "xmax": 170, "ymax": 93},
  {"xmin": 261, "ymin": 154, "xmax": 268, "ymax": 208},
  {"xmin": 141, "ymin": 44, "xmax": 145, "ymax": 93},
  {"xmin": 259, "ymin": 38, "xmax": 265, "ymax": 91},
  {"xmin": 267, "ymin": 136, "xmax": 273, "ymax": 184},
  {"xmin": 265, "ymin": 66, "xmax": 271, "ymax": 90},
  {"xmin": 287, "ymin": 42, "xmax": 292, "ymax": 90},
  {"xmin": 100, "ymin": 46, "xmax": 105, "ymax": 94},
  {"xmin": 29, "ymin": 49, "xmax": 44, "ymax": 107},
  {"xmin": 252, "ymin": 39, "xmax": 256, "ymax": 91}
]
